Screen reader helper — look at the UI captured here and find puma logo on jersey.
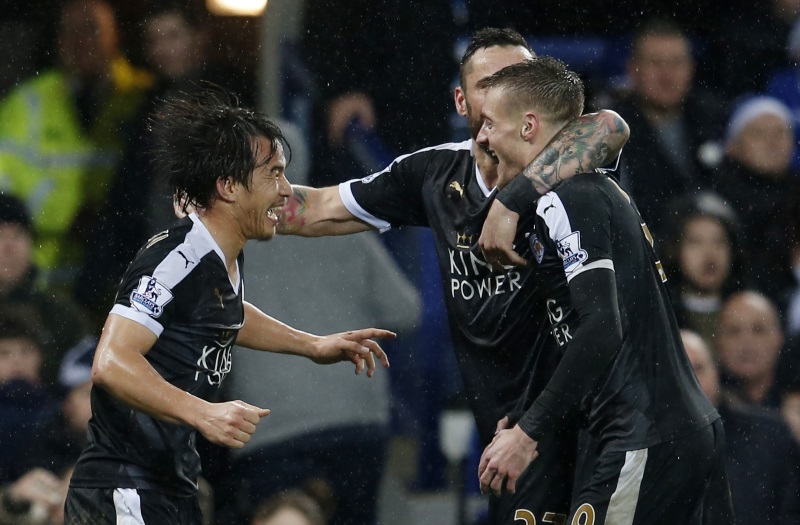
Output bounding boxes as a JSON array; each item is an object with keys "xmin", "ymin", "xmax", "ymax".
[
  {"xmin": 449, "ymin": 181, "xmax": 465, "ymax": 198},
  {"xmin": 177, "ymin": 250, "xmax": 194, "ymax": 269},
  {"xmin": 213, "ymin": 288, "xmax": 225, "ymax": 308},
  {"xmin": 543, "ymin": 204, "xmax": 556, "ymax": 214}
]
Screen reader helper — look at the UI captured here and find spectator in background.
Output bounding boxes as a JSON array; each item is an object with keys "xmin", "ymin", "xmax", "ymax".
[
  {"xmin": 608, "ymin": 18, "xmax": 725, "ymax": 233},
  {"xmin": 704, "ymin": 0, "xmax": 799, "ymax": 102},
  {"xmin": 715, "ymin": 291, "xmax": 786, "ymax": 409},
  {"xmin": 0, "ymin": 468, "xmax": 67, "ymax": 525},
  {"xmin": 0, "ymin": 194, "xmax": 89, "ymax": 386},
  {"xmin": 222, "ymin": 155, "xmax": 421, "ymax": 525},
  {"xmin": 712, "ymin": 96, "xmax": 798, "ymax": 304},
  {"xmin": 661, "ymin": 192, "xmax": 747, "ymax": 347},
  {"xmin": 0, "ymin": 0, "xmax": 151, "ymax": 291},
  {"xmin": 76, "ymin": 1, "xmax": 250, "ymax": 317},
  {"xmin": 767, "ymin": 16, "xmax": 800, "ymax": 170},
  {"xmin": 0, "ymin": 308, "xmax": 55, "ymax": 487},
  {"xmin": 302, "ymin": 0, "xmax": 456, "ymax": 186},
  {"xmin": 682, "ymin": 329, "xmax": 800, "ymax": 524},
  {"xmin": 249, "ymin": 487, "xmax": 330, "ymax": 525}
]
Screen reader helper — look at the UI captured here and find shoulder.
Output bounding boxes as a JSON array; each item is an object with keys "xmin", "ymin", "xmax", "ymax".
[{"xmin": 128, "ymin": 219, "xmax": 211, "ymax": 283}]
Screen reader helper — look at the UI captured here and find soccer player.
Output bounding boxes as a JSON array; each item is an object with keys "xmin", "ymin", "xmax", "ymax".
[
  {"xmin": 64, "ymin": 87, "xmax": 393, "ymax": 525},
  {"xmin": 278, "ymin": 28, "xmax": 629, "ymax": 524},
  {"xmin": 475, "ymin": 57, "xmax": 733, "ymax": 524}
]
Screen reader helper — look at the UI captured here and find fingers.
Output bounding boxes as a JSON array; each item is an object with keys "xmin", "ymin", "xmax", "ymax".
[
  {"xmin": 362, "ymin": 338, "xmax": 390, "ymax": 368},
  {"xmin": 495, "ymin": 416, "xmax": 510, "ymax": 434},
  {"xmin": 343, "ymin": 328, "xmax": 397, "ymax": 341}
]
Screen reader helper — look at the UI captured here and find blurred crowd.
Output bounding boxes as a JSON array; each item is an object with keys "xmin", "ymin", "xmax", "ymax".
[{"xmin": 0, "ymin": 0, "xmax": 799, "ymax": 524}]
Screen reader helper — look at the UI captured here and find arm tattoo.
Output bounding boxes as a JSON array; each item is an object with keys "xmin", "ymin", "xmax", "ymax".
[
  {"xmin": 276, "ymin": 187, "xmax": 309, "ymax": 232},
  {"xmin": 523, "ymin": 110, "xmax": 630, "ymax": 194}
]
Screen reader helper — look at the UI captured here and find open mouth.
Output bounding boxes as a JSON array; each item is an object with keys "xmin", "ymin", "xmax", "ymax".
[{"xmin": 266, "ymin": 206, "xmax": 280, "ymax": 222}]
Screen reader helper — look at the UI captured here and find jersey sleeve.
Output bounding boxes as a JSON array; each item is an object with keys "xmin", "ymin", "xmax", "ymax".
[
  {"xmin": 536, "ymin": 182, "xmax": 614, "ymax": 282},
  {"xmin": 339, "ymin": 150, "xmax": 432, "ymax": 230},
  {"xmin": 110, "ymin": 240, "xmax": 195, "ymax": 337}
]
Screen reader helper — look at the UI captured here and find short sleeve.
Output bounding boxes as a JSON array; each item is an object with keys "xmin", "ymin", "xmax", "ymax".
[{"xmin": 536, "ymin": 183, "xmax": 614, "ymax": 282}]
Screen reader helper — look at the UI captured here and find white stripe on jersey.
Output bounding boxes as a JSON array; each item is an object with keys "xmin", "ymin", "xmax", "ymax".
[
  {"xmin": 339, "ymin": 140, "xmax": 475, "ymax": 232},
  {"xmin": 605, "ymin": 449, "xmax": 647, "ymax": 524},
  {"xmin": 537, "ymin": 192, "xmax": 613, "ymax": 281},
  {"xmin": 566, "ymin": 259, "xmax": 615, "ymax": 283},
  {"xmin": 112, "ymin": 214, "xmax": 240, "ymax": 336},
  {"xmin": 113, "ymin": 488, "xmax": 145, "ymax": 525}
]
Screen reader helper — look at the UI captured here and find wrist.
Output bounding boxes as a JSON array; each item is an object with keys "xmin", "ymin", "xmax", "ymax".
[{"xmin": 496, "ymin": 175, "xmax": 539, "ymax": 216}]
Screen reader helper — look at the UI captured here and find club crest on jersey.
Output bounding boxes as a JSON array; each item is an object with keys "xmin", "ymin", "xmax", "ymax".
[
  {"xmin": 530, "ymin": 234, "xmax": 545, "ymax": 263},
  {"xmin": 556, "ymin": 232, "xmax": 588, "ymax": 270},
  {"xmin": 130, "ymin": 276, "xmax": 173, "ymax": 317}
]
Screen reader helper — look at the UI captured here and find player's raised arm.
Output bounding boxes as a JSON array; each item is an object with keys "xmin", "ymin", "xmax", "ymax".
[
  {"xmin": 276, "ymin": 185, "xmax": 374, "ymax": 237},
  {"xmin": 479, "ymin": 110, "xmax": 630, "ymax": 266},
  {"xmin": 237, "ymin": 301, "xmax": 394, "ymax": 377}
]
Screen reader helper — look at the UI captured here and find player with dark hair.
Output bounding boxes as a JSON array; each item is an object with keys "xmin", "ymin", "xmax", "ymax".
[
  {"xmin": 64, "ymin": 87, "xmax": 393, "ymax": 525},
  {"xmin": 476, "ymin": 57, "xmax": 733, "ymax": 524},
  {"xmin": 278, "ymin": 28, "xmax": 629, "ymax": 524}
]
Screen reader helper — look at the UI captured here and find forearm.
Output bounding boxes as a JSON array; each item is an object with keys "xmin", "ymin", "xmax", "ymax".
[
  {"xmin": 518, "ymin": 269, "xmax": 623, "ymax": 439},
  {"xmin": 524, "ymin": 110, "xmax": 630, "ymax": 193},
  {"xmin": 93, "ymin": 344, "xmax": 206, "ymax": 427},
  {"xmin": 237, "ymin": 302, "xmax": 321, "ymax": 358},
  {"xmin": 277, "ymin": 185, "xmax": 372, "ymax": 236}
]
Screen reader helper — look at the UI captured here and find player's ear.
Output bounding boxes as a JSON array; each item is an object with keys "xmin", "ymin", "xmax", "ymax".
[
  {"xmin": 215, "ymin": 177, "xmax": 237, "ymax": 203},
  {"xmin": 521, "ymin": 113, "xmax": 538, "ymax": 141},
  {"xmin": 454, "ymin": 86, "xmax": 467, "ymax": 117}
]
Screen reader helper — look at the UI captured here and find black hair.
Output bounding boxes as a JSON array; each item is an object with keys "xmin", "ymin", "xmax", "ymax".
[
  {"xmin": 0, "ymin": 305, "xmax": 44, "ymax": 349},
  {"xmin": 151, "ymin": 83, "xmax": 290, "ymax": 213},
  {"xmin": 459, "ymin": 27, "xmax": 533, "ymax": 90},
  {"xmin": 631, "ymin": 18, "xmax": 690, "ymax": 57}
]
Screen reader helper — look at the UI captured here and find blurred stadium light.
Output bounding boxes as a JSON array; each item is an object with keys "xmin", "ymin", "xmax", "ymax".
[{"xmin": 207, "ymin": 0, "xmax": 268, "ymax": 16}]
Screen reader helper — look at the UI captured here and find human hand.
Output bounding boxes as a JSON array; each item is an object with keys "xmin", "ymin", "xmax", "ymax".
[
  {"xmin": 479, "ymin": 200, "xmax": 528, "ymax": 270},
  {"xmin": 478, "ymin": 426, "xmax": 539, "ymax": 496},
  {"xmin": 8, "ymin": 468, "xmax": 63, "ymax": 509},
  {"xmin": 495, "ymin": 415, "xmax": 510, "ymax": 434},
  {"xmin": 327, "ymin": 92, "xmax": 376, "ymax": 147},
  {"xmin": 310, "ymin": 328, "xmax": 394, "ymax": 377},
  {"xmin": 195, "ymin": 400, "xmax": 270, "ymax": 449}
]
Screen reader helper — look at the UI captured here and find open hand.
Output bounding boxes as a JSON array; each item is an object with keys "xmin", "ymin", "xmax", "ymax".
[{"xmin": 311, "ymin": 328, "xmax": 394, "ymax": 376}]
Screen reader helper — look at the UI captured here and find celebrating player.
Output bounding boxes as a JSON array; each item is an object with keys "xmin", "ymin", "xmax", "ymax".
[
  {"xmin": 475, "ymin": 57, "xmax": 733, "ymax": 524},
  {"xmin": 278, "ymin": 28, "xmax": 629, "ymax": 524},
  {"xmin": 64, "ymin": 87, "xmax": 393, "ymax": 525}
]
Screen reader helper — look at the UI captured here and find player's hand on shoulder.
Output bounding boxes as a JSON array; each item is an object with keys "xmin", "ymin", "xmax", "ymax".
[
  {"xmin": 480, "ymin": 200, "xmax": 529, "ymax": 270},
  {"xmin": 310, "ymin": 328, "xmax": 395, "ymax": 377},
  {"xmin": 195, "ymin": 400, "xmax": 270, "ymax": 449}
]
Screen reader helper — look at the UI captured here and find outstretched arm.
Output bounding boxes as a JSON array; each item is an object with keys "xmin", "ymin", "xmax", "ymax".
[
  {"xmin": 277, "ymin": 185, "xmax": 374, "ymax": 237},
  {"xmin": 237, "ymin": 301, "xmax": 394, "ymax": 377},
  {"xmin": 479, "ymin": 111, "xmax": 629, "ymax": 267}
]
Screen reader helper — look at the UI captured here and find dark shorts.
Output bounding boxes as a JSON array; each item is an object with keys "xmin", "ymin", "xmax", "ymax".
[
  {"xmin": 569, "ymin": 419, "xmax": 734, "ymax": 525},
  {"xmin": 65, "ymin": 487, "xmax": 202, "ymax": 525},
  {"xmin": 487, "ymin": 425, "xmax": 577, "ymax": 525}
]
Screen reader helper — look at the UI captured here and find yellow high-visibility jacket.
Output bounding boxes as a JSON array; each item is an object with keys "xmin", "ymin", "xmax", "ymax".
[{"xmin": 0, "ymin": 57, "xmax": 151, "ymax": 276}]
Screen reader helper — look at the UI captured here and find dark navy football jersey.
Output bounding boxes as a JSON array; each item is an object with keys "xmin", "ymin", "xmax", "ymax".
[
  {"xmin": 70, "ymin": 214, "xmax": 244, "ymax": 496},
  {"xmin": 340, "ymin": 140, "xmax": 576, "ymax": 445},
  {"xmin": 534, "ymin": 172, "xmax": 718, "ymax": 452}
]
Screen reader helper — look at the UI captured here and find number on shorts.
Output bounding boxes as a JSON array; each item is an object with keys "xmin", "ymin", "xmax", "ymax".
[
  {"xmin": 514, "ymin": 510, "xmax": 567, "ymax": 525},
  {"xmin": 570, "ymin": 503, "xmax": 596, "ymax": 525}
]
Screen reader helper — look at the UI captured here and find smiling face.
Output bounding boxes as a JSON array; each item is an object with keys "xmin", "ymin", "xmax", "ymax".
[
  {"xmin": 475, "ymin": 87, "xmax": 535, "ymax": 186},
  {"xmin": 234, "ymin": 137, "xmax": 292, "ymax": 241},
  {"xmin": 456, "ymin": 45, "xmax": 533, "ymax": 142}
]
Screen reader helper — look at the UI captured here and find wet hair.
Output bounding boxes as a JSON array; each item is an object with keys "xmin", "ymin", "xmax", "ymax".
[
  {"xmin": 476, "ymin": 56, "xmax": 585, "ymax": 122},
  {"xmin": 459, "ymin": 27, "xmax": 533, "ymax": 90},
  {"xmin": 151, "ymin": 84, "xmax": 290, "ymax": 213}
]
